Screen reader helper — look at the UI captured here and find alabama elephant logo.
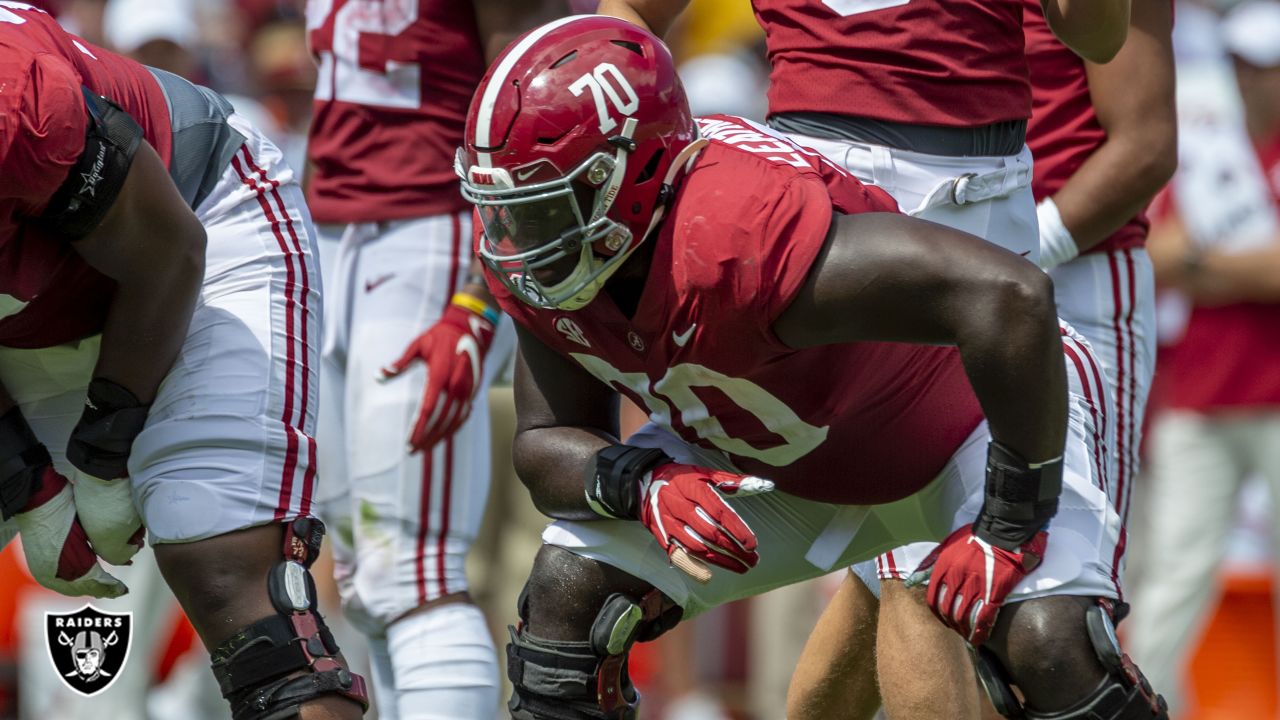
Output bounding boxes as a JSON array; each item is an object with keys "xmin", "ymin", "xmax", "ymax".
[{"xmin": 44, "ymin": 605, "xmax": 132, "ymax": 696}]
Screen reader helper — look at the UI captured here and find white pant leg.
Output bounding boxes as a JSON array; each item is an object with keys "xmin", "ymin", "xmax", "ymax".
[
  {"xmin": 131, "ymin": 116, "xmax": 322, "ymax": 542},
  {"xmin": 1125, "ymin": 412, "xmax": 1244, "ymax": 711},
  {"xmin": 331, "ymin": 212, "xmax": 510, "ymax": 625},
  {"xmin": 366, "ymin": 634, "xmax": 398, "ymax": 720},
  {"xmin": 1051, "ymin": 248, "xmax": 1158, "ymax": 528},
  {"xmin": 385, "ymin": 604, "xmax": 499, "ymax": 720}
]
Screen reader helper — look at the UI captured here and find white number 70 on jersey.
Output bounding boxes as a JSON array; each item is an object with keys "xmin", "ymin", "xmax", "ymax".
[{"xmin": 570, "ymin": 62, "xmax": 640, "ymax": 134}]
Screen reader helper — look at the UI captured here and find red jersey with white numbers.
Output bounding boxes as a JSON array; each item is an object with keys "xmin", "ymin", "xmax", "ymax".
[
  {"xmin": 490, "ymin": 116, "xmax": 985, "ymax": 504},
  {"xmin": 755, "ymin": 0, "xmax": 1030, "ymax": 127},
  {"xmin": 306, "ymin": 0, "xmax": 486, "ymax": 223},
  {"xmin": 0, "ymin": 2, "xmax": 174, "ymax": 348},
  {"xmin": 1024, "ymin": 0, "xmax": 1147, "ymax": 254}
]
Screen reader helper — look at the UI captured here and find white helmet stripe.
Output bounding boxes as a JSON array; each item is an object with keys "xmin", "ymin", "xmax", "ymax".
[{"xmin": 474, "ymin": 14, "xmax": 593, "ymax": 168}]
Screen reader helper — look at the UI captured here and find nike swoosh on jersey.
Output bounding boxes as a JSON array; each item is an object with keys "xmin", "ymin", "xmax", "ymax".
[{"xmin": 672, "ymin": 324, "xmax": 696, "ymax": 347}]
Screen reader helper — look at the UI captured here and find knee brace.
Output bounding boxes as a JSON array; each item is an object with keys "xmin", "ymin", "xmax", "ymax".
[
  {"xmin": 210, "ymin": 518, "xmax": 370, "ymax": 720},
  {"xmin": 974, "ymin": 600, "xmax": 1167, "ymax": 720},
  {"xmin": 506, "ymin": 586, "xmax": 681, "ymax": 720}
]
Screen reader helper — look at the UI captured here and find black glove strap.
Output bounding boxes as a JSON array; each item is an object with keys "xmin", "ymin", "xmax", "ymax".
[
  {"xmin": 974, "ymin": 441, "xmax": 1063, "ymax": 551},
  {"xmin": 67, "ymin": 378, "xmax": 150, "ymax": 479},
  {"xmin": 583, "ymin": 445, "xmax": 672, "ymax": 520},
  {"xmin": 0, "ymin": 407, "xmax": 52, "ymax": 520}
]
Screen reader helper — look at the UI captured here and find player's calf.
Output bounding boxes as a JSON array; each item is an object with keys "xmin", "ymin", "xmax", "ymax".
[
  {"xmin": 156, "ymin": 519, "xmax": 369, "ymax": 720},
  {"xmin": 507, "ymin": 545, "xmax": 681, "ymax": 719},
  {"xmin": 981, "ymin": 595, "xmax": 1166, "ymax": 719}
]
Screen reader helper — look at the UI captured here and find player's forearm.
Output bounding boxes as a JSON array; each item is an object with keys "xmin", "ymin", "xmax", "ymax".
[
  {"xmin": 513, "ymin": 426, "xmax": 618, "ymax": 519},
  {"xmin": 955, "ymin": 271, "xmax": 1068, "ymax": 464},
  {"xmin": 94, "ymin": 246, "xmax": 204, "ymax": 404},
  {"xmin": 1041, "ymin": 0, "xmax": 1130, "ymax": 62},
  {"xmin": 1050, "ymin": 134, "xmax": 1175, "ymax": 253},
  {"xmin": 473, "ymin": 0, "xmax": 574, "ymax": 64},
  {"xmin": 1179, "ymin": 245, "xmax": 1280, "ymax": 305}
]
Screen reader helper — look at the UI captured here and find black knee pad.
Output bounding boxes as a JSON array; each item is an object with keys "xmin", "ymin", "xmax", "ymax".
[
  {"xmin": 975, "ymin": 600, "xmax": 1167, "ymax": 719},
  {"xmin": 210, "ymin": 518, "xmax": 369, "ymax": 720},
  {"xmin": 506, "ymin": 585, "xmax": 681, "ymax": 720}
]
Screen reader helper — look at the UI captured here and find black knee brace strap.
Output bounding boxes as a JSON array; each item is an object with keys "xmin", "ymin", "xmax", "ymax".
[
  {"xmin": 507, "ymin": 588, "xmax": 680, "ymax": 720},
  {"xmin": 210, "ymin": 519, "xmax": 368, "ymax": 720},
  {"xmin": 975, "ymin": 600, "xmax": 1167, "ymax": 720}
]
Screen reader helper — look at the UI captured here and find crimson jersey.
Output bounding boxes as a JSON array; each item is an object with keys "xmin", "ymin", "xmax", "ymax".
[
  {"xmin": 0, "ymin": 2, "xmax": 174, "ymax": 348},
  {"xmin": 306, "ymin": 0, "xmax": 486, "ymax": 223},
  {"xmin": 1162, "ymin": 136, "xmax": 1280, "ymax": 412},
  {"xmin": 1024, "ymin": 0, "xmax": 1148, "ymax": 254},
  {"xmin": 754, "ymin": 0, "xmax": 1030, "ymax": 127},
  {"xmin": 491, "ymin": 116, "xmax": 985, "ymax": 504}
]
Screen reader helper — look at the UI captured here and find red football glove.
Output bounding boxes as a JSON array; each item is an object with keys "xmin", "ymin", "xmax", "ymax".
[
  {"xmin": 910, "ymin": 525, "xmax": 1048, "ymax": 645},
  {"xmin": 380, "ymin": 303, "xmax": 496, "ymax": 454},
  {"xmin": 638, "ymin": 463, "xmax": 773, "ymax": 574},
  {"xmin": 15, "ymin": 467, "xmax": 128, "ymax": 598}
]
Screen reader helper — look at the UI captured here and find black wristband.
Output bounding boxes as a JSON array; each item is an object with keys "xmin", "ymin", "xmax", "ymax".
[
  {"xmin": 973, "ymin": 441, "xmax": 1063, "ymax": 551},
  {"xmin": 66, "ymin": 378, "xmax": 150, "ymax": 480},
  {"xmin": 0, "ymin": 407, "xmax": 52, "ymax": 520},
  {"xmin": 583, "ymin": 445, "xmax": 672, "ymax": 520}
]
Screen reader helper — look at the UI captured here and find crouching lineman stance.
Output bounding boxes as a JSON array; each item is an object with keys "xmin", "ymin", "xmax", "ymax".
[
  {"xmin": 0, "ymin": 4, "xmax": 366, "ymax": 718},
  {"xmin": 459, "ymin": 16, "xmax": 1166, "ymax": 719}
]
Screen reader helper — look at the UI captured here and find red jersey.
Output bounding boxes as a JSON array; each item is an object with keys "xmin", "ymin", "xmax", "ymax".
[
  {"xmin": 0, "ymin": 2, "xmax": 174, "ymax": 348},
  {"xmin": 490, "ymin": 116, "xmax": 985, "ymax": 504},
  {"xmin": 1163, "ymin": 135, "xmax": 1280, "ymax": 412},
  {"xmin": 1024, "ymin": 0, "xmax": 1148, "ymax": 254},
  {"xmin": 306, "ymin": 0, "xmax": 486, "ymax": 223},
  {"xmin": 754, "ymin": 0, "xmax": 1030, "ymax": 127}
]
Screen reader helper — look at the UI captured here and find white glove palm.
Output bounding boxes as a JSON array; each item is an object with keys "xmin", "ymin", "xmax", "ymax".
[
  {"xmin": 71, "ymin": 469, "xmax": 144, "ymax": 565},
  {"xmin": 16, "ymin": 468, "xmax": 127, "ymax": 598}
]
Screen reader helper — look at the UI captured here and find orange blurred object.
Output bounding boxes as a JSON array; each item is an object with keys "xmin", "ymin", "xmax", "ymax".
[{"xmin": 1181, "ymin": 570, "xmax": 1277, "ymax": 719}]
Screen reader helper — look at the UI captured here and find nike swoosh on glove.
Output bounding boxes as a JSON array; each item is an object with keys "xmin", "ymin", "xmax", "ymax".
[
  {"xmin": 638, "ymin": 463, "xmax": 773, "ymax": 574},
  {"xmin": 909, "ymin": 525, "xmax": 1047, "ymax": 645},
  {"xmin": 380, "ymin": 304, "xmax": 496, "ymax": 454},
  {"xmin": 71, "ymin": 468, "xmax": 145, "ymax": 566},
  {"xmin": 16, "ymin": 467, "xmax": 128, "ymax": 598}
]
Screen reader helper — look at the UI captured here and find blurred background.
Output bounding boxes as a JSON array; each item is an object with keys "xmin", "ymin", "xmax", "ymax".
[{"xmin": 2, "ymin": 0, "xmax": 1279, "ymax": 718}]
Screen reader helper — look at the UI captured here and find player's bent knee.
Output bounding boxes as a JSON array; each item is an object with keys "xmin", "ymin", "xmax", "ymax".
[
  {"xmin": 508, "ymin": 546, "xmax": 681, "ymax": 719},
  {"xmin": 210, "ymin": 518, "xmax": 370, "ymax": 719},
  {"xmin": 979, "ymin": 597, "xmax": 1167, "ymax": 719}
]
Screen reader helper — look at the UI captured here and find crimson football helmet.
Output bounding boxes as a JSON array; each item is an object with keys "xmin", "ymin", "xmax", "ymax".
[{"xmin": 457, "ymin": 15, "xmax": 703, "ymax": 310}]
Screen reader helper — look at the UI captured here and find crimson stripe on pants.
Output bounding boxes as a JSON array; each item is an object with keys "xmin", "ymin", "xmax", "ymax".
[
  {"xmin": 1121, "ymin": 249, "xmax": 1139, "ymax": 523},
  {"xmin": 433, "ymin": 213, "xmax": 464, "ymax": 597},
  {"xmin": 1061, "ymin": 337, "xmax": 1107, "ymax": 494},
  {"xmin": 416, "ymin": 449, "xmax": 434, "ymax": 605},
  {"xmin": 1062, "ymin": 335, "xmax": 1121, "ymax": 597},
  {"xmin": 1107, "ymin": 252, "xmax": 1128, "ymax": 516},
  {"xmin": 240, "ymin": 149, "xmax": 317, "ymax": 515},
  {"xmin": 230, "ymin": 149, "xmax": 302, "ymax": 519}
]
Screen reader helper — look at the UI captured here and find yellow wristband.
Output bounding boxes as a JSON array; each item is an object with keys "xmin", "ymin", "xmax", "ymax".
[{"xmin": 451, "ymin": 292, "xmax": 499, "ymax": 324}]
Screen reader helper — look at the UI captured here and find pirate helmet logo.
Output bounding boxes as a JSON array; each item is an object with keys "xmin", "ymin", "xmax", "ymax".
[{"xmin": 45, "ymin": 605, "xmax": 132, "ymax": 696}]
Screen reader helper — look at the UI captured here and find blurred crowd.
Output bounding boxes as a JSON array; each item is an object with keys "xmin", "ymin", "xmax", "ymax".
[{"xmin": 2, "ymin": 0, "xmax": 1280, "ymax": 718}]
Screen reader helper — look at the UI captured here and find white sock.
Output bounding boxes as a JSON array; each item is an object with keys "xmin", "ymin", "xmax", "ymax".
[{"xmin": 387, "ymin": 602, "xmax": 499, "ymax": 720}]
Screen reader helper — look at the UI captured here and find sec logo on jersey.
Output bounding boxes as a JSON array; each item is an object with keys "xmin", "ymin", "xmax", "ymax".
[{"xmin": 45, "ymin": 604, "xmax": 133, "ymax": 697}]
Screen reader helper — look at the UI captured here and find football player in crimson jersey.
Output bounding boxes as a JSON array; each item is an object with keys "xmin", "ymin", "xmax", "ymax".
[
  {"xmin": 790, "ymin": 0, "xmax": 1178, "ymax": 717},
  {"xmin": 598, "ymin": 1, "xmax": 1149, "ymax": 716},
  {"xmin": 0, "ymin": 3, "xmax": 368, "ymax": 719},
  {"xmin": 304, "ymin": 1, "xmax": 569, "ymax": 717},
  {"xmin": 457, "ymin": 16, "xmax": 1166, "ymax": 720}
]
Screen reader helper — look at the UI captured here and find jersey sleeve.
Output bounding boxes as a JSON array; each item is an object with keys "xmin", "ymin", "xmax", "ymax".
[
  {"xmin": 0, "ymin": 51, "xmax": 88, "ymax": 216},
  {"xmin": 756, "ymin": 174, "xmax": 836, "ymax": 325}
]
